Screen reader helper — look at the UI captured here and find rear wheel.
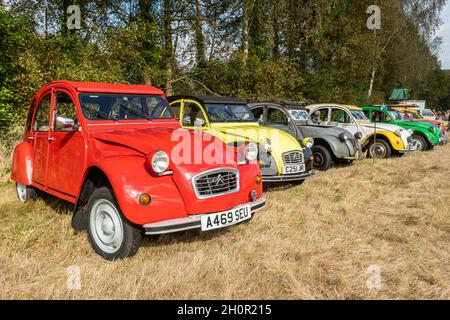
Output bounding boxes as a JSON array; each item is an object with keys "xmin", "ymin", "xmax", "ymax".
[
  {"xmin": 87, "ymin": 187, "xmax": 142, "ymax": 260},
  {"xmin": 411, "ymin": 134, "xmax": 427, "ymax": 152},
  {"xmin": 311, "ymin": 145, "xmax": 333, "ymax": 171},
  {"xmin": 15, "ymin": 183, "xmax": 37, "ymax": 203},
  {"xmin": 368, "ymin": 140, "xmax": 392, "ymax": 159}
]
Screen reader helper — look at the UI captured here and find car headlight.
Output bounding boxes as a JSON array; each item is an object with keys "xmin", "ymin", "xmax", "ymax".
[
  {"xmin": 395, "ymin": 129, "xmax": 402, "ymax": 136},
  {"xmin": 408, "ymin": 129, "xmax": 414, "ymax": 136},
  {"xmin": 151, "ymin": 151, "xmax": 170, "ymax": 174},
  {"xmin": 302, "ymin": 137, "xmax": 314, "ymax": 148},
  {"xmin": 261, "ymin": 138, "xmax": 272, "ymax": 152},
  {"xmin": 245, "ymin": 142, "xmax": 258, "ymax": 161},
  {"xmin": 338, "ymin": 133, "xmax": 349, "ymax": 142}
]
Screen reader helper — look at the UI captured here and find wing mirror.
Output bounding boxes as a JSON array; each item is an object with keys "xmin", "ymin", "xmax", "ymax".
[
  {"xmin": 257, "ymin": 115, "xmax": 264, "ymax": 125},
  {"xmin": 55, "ymin": 116, "xmax": 78, "ymax": 131},
  {"xmin": 194, "ymin": 118, "xmax": 206, "ymax": 127}
]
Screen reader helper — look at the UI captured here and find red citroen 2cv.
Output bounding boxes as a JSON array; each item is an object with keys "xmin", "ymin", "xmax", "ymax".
[{"xmin": 11, "ymin": 81, "xmax": 265, "ymax": 260}]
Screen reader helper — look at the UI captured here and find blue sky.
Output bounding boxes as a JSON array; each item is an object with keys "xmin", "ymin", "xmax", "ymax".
[{"xmin": 438, "ymin": 2, "xmax": 450, "ymax": 69}]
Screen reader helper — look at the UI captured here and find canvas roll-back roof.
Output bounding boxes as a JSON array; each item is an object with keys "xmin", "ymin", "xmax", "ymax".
[
  {"xmin": 40, "ymin": 81, "xmax": 164, "ymax": 95},
  {"xmin": 168, "ymin": 95, "xmax": 245, "ymax": 105}
]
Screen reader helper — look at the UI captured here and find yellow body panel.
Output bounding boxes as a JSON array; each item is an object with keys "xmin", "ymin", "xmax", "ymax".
[{"xmin": 170, "ymin": 99, "xmax": 303, "ymax": 175}]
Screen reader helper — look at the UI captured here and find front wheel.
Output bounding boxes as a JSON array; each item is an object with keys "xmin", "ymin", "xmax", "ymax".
[
  {"xmin": 411, "ymin": 134, "xmax": 427, "ymax": 152},
  {"xmin": 368, "ymin": 140, "xmax": 392, "ymax": 159},
  {"xmin": 16, "ymin": 183, "xmax": 37, "ymax": 203},
  {"xmin": 87, "ymin": 187, "xmax": 143, "ymax": 260},
  {"xmin": 311, "ymin": 145, "xmax": 333, "ymax": 171}
]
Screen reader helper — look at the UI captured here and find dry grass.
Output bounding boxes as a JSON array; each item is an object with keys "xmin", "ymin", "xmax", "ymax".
[{"xmin": 1, "ymin": 144, "xmax": 450, "ymax": 300}]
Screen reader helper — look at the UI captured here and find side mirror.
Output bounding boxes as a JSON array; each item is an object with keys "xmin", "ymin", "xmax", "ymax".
[
  {"xmin": 257, "ymin": 115, "xmax": 264, "ymax": 125},
  {"xmin": 194, "ymin": 118, "xmax": 206, "ymax": 127},
  {"xmin": 55, "ymin": 116, "xmax": 77, "ymax": 131}
]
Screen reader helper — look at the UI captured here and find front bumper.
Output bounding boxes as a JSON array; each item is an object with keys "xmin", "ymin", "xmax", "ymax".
[
  {"xmin": 143, "ymin": 198, "xmax": 266, "ymax": 235},
  {"xmin": 263, "ymin": 170, "xmax": 315, "ymax": 182}
]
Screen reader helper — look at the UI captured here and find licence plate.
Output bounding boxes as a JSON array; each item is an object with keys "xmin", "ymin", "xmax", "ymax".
[
  {"xmin": 201, "ymin": 204, "xmax": 252, "ymax": 231},
  {"xmin": 282, "ymin": 164, "xmax": 305, "ymax": 175}
]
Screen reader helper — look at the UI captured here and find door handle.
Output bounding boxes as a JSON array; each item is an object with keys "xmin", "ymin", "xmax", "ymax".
[
  {"xmin": 48, "ymin": 137, "xmax": 56, "ymax": 142},
  {"xmin": 27, "ymin": 136, "xmax": 35, "ymax": 141}
]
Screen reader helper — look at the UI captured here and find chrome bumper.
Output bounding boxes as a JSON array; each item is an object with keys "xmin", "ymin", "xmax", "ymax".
[
  {"xmin": 143, "ymin": 198, "xmax": 266, "ymax": 235},
  {"xmin": 263, "ymin": 170, "xmax": 315, "ymax": 182}
]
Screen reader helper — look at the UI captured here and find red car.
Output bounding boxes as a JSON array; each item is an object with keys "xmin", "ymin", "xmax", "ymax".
[{"xmin": 11, "ymin": 81, "xmax": 265, "ymax": 260}]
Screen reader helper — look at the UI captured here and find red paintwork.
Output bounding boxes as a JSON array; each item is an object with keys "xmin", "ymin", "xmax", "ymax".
[{"xmin": 11, "ymin": 81, "xmax": 263, "ymax": 226}]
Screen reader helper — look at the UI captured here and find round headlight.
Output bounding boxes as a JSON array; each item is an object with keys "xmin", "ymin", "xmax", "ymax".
[
  {"xmin": 408, "ymin": 129, "xmax": 414, "ymax": 136},
  {"xmin": 151, "ymin": 151, "xmax": 170, "ymax": 174},
  {"xmin": 261, "ymin": 138, "xmax": 272, "ymax": 152},
  {"xmin": 245, "ymin": 142, "xmax": 258, "ymax": 161},
  {"xmin": 338, "ymin": 133, "xmax": 348, "ymax": 142},
  {"xmin": 302, "ymin": 137, "xmax": 314, "ymax": 148}
]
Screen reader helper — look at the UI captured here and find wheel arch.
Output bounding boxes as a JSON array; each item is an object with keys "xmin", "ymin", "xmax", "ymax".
[{"xmin": 72, "ymin": 166, "xmax": 113, "ymax": 230}]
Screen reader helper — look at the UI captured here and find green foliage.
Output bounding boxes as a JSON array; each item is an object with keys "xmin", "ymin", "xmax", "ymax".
[{"xmin": 1, "ymin": 0, "xmax": 450, "ymax": 137}]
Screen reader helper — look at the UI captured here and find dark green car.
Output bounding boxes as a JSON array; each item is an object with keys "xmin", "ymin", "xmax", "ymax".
[{"xmin": 360, "ymin": 105, "xmax": 441, "ymax": 151}]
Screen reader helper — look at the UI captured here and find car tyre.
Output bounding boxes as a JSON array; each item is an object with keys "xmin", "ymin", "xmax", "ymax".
[
  {"xmin": 311, "ymin": 145, "xmax": 333, "ymax": 171},
  {"xmin": 16, "ymin": 182, "xmax": 37, "ymax": 203},
  {"xmin": 411, "ymin": 134, "xmax": 427, "ymax": 152},
  {"xmin": 87, "ymin": 187, "xmax": 143, "ymax": 260},
  {"xmin": 368, "ymin": 140, "xmax": 392, "ymax": 159}
]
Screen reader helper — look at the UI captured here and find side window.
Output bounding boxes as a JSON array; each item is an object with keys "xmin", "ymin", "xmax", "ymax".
[
  {"xmin": 33, "ymin": 94, "xmax": 51, "ymax": 132},
  {"xmin": 170, "ymin": 102, "xmax": 182, "ymax": 121},
  {"xmin": 251, "ymin": 107, "xmax": 265, "ymax": 121},
  {"xmin": 311, "ymin": 108, "xmax": 329, "ymax": 124},
  {"xmin": 54, "ymin": 92, "xmax": 78, "ymax": 130},
  {"xmin": 331, "ymin": 109, "xmax": 351, "ymax": 123},
  {"xmin": 372, "ymin": 111, "xmax": 389, "ymax": 123},
  {"xmin": 267, "ymin": 108, "xmax": 288, "ymax": 125},
  {"xmin": 25, "ymin": 100, "xmax": 36, "ymax": 132},
  {"xmin": 182, "ymin": 102, "xmax": 206, "ymax": 126},
  {"xmin": 362, "ymin": 110, "xmax": 370, "ymax": 119}
]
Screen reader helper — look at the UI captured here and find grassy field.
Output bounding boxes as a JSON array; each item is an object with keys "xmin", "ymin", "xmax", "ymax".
[{"xmin": 1, "ymin": 145, "xmax": 450, "ymax": 299}]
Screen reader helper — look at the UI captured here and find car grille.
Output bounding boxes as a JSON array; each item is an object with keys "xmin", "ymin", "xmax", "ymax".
[
  {"xmin": 283, "ymin": 151, "xmax": 304, "ymax": 165},
  {"xmin": 193, "ymin": 169, "xmax": 239, "ymax": 199}
]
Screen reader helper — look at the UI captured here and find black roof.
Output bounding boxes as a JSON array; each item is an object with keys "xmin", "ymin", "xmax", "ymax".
[
  {"xmin": 168, "ymin": 95, "xmax": 245, "ymax": 105},
  {"xmin": 248, "ymin": 100, "xmax": 306, "ymax": 110}
]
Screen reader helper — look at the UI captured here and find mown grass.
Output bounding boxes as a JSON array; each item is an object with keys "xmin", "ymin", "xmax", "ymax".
[{"xmin": 0, "ymin": 144, "xmax": 449, "ymax": 299}]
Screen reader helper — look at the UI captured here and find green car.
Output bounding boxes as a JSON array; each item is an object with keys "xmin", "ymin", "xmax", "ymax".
[{"xmin": 360, "ymin": 105, "xmax": 441, "ymax": 151}]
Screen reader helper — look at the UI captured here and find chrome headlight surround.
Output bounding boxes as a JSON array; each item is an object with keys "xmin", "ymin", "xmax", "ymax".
[
  {"xmin": 151, "ymin": 151, "xmax": 170, "ymax": 174},
  {"xmin": 261, "ymin": 138, "xmax": 272, "ymax": 153},
  {"xmin": 244, "ymin": 142, "xmax": 258, "ymax": 161},
  {"xmin": 302, "ymin": 137, "xmax": 314, "ymax": 148}
]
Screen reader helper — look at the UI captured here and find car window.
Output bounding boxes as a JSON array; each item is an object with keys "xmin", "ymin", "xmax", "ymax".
[
  {"xmin": 25, "ymin": 100, "xmax": 36, "ymax": 132},
  {"xmin": 206, "ymin": 104, "xmax": 256, "ymax": 123},
  {"xmin": 54, "ymin": 92, "xmax": 78, "ymax": 131},
  {"xmin": 289, "ymin": 109, "xmax": 310, "ymax": 121},
  {"xmin": 251, "ymin": 107, "xmax": 264, "ymax": 121},
  {"xmin": 311, "ymin": 108, "xmax": 329, "ymax": 123},
  {"xmin": 79, "ymin": 94, "xmax": 173, "ymax": 120},
  {"xmin": 170, "ymin": 101, "xmax": 181, "ymax": 121},
  {"xmin": 267, "ymin": 108, "xmax": 288, "ymax": 125},
  {"xmin": 371, "ymin": 110, "xmax": 390, "ymax": 123},
  {"xmin": 331, "ymin": 109, "xmax": 351, "ymax": 123},
  {"xmin": 182, "ymin": 102, "xmax": 206, "ymax": 126},
  {"xmin": 33, "ymin": 94, "xmax": 51, "ymax": 132}
]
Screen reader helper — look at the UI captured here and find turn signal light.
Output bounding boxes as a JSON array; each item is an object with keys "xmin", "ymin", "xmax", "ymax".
[
  {"xmin": 257, "ymin": 160, "xmax": 263, "ymax": 168},
  {"xmin": 310, "ymin": 156, "xmax": 314, "ymax": 162},
  {"xmin": 139, "ymin": 194, "xmax": 152, "ymax": 206},
  {"xmin": 255, "ymin": 175, "xmax": 262, "ymax": 185}
]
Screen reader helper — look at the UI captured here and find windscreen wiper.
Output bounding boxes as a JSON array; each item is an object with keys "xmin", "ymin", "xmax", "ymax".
[
  {"xmin": 82, "ymin": 105, "xmax": 117, "ymax": 121},
  {"xmin": 119, "ymin": 103, "xmax": 152, "ymax": 121}
]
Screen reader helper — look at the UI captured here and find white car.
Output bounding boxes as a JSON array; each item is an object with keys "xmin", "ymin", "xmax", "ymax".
[
  {"xmin": 418, "ymin": 109, "xmax": 437, "ymax": 121},
  {"xmin": 306, "ymin": 104, "xmax": 415, "ymax": 158}
]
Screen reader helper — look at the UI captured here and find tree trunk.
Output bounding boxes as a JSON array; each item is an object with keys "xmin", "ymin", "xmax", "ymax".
[
  {"xmin": 163, "ymin": 0, "xmax": 173, "ymax": 95},
  {"xmin": 368, "ymin": 68, "xmax": 376, "ymax": 99},
  {"xmin": 195, "ymin": 0, "xmax": 205, "ymax": 68},
  {"xmin": 242, "ymin": 0, "xmax": 250, "ymax": 63}
]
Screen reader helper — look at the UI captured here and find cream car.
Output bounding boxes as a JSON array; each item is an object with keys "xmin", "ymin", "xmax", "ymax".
[{"xmin": 307, "ymin": 104, "xmax": 415, "ymax": 158}]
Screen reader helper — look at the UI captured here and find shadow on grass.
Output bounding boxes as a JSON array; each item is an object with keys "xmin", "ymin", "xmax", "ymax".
[{"xmin": 37, "ymin": 190, "xmax": 74, "ymax": 216}]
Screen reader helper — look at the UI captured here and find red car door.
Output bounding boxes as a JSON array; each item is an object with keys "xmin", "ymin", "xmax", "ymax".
[
  {"xmin": 31, "ymin": 92, "xmax": 52, "ymax": 187},
  {"xmin": 46, "ymin": 89, "xmax": 85, "ymax": 197}
]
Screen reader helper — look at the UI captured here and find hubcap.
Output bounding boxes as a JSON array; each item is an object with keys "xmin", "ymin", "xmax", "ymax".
[
  {"xmin": 313, "ymin": 152, "xmax": 325, "ymax": 168},
  {"xmin": 90, "ymin": 199, "xmax": 124, "ymax": 254},
  {"xmin": 16, "ymin": 183, "xmax": 27, "ymax": 203},
  {"xmin": 412, "ymin": 138, "xmax": 424, "ymax": 151},
  {"xmin": 371, "ymin": 143, "xmax": 386, "ymax": 158}
]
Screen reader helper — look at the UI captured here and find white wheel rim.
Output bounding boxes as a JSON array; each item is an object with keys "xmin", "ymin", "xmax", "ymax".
[
  {"xmin": 16, "ymin": 183, "xmax": 27, "ymax": 203},
  {"xmin": 371, "ymin": 143, "xmax": 386, "ymax": 158},
  {"xmin": 412, "ymin": 138, "xmax": 424, "ymax": 151},
  {"xmin": 89, "ymin": 199, "xmax": 124, "ymax": 254}
]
